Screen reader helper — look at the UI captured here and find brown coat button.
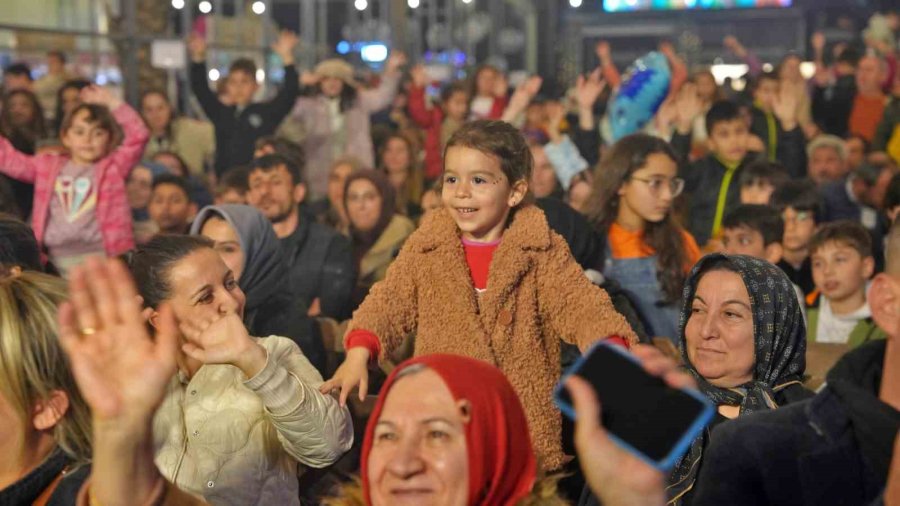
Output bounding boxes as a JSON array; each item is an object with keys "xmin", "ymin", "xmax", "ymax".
[{"xmin": 497, "ymin": 309, "xmax": 513, "ymax": 326}]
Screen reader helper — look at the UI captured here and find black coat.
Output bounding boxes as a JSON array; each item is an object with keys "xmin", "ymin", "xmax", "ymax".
[
  {"xmin": 693, "ymin": 341, "xmax": 896, "ymax": 506},
  {"xmin": 279, "ymin": 209, "xmax": 356, "ymax": 321},
  {"xmin": 189, "ymin": 61, "xmax": 298, "ymax": 175}
]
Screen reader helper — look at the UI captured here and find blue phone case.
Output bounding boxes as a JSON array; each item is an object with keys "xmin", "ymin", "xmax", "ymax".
[{"xmin": 554, "ymin": 341, "xmax": 715, "ymax": 472}]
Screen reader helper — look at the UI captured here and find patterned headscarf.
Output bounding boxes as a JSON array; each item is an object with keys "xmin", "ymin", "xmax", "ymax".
[{"xmin": 667, "ymin": 254, "xmax": 806, "ymax": 504}]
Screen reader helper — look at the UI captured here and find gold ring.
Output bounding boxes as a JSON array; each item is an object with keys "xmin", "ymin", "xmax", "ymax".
[{"xmin": 81, "ymin": 327, "xmax": 97, "ymax": 336}]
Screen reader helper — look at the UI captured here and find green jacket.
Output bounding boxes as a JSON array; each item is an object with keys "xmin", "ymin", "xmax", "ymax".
[{"xmin": 806, "ymin": 306, "xmax": 886, "ymax": 348}]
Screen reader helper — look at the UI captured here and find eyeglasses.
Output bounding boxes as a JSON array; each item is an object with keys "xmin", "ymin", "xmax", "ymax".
[{"xmin": 630, "ymin": 176, "xmax": 685, "ymax": 198}]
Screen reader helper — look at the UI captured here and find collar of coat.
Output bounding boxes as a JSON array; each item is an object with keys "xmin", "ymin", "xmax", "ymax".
[{"xmin": 406, "ymin": 204, "xmax": 553, "ymax": 254}]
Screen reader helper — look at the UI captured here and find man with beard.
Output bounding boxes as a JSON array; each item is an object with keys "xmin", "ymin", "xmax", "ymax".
[{"xmin": 247, "ymin": 153, "xmax": 355, "ymax": 319}]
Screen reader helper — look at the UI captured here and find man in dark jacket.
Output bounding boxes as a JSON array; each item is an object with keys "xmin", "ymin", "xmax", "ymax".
[
  {"xmin": 188, "ymin": 32, "xmax": 299, "ymax": 176},
  {"xmin": 248, "ymin": 154, "xmax": 355, "ymax": 320}
]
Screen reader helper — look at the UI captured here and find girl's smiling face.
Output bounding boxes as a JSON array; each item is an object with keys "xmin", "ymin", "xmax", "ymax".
[{"xmin": 441, "ymin": 146, "xmax": 527, "ymax": 243}]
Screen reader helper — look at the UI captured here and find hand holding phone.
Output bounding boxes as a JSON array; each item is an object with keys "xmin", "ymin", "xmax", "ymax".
[
  {"xmin": 556, "ymin": 342, "xmax": 713, "ymax": 471},
  {"xmin": 561, "ymin": 343, "xmax": 713, "ymax": 506}
]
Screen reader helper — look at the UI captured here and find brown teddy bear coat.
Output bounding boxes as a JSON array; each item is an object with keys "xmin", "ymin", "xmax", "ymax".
[{"xmin": 349, "ymin": 205, "xmax": 638, "ymax": 470}]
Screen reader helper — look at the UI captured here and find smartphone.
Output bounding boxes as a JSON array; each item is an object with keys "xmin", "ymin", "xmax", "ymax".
[{"xmin": 554, "ymin": 341, "xmax": 714, "ymax": 471}]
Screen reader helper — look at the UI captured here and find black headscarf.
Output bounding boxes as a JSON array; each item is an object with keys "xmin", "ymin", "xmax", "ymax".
[
  {"xmin": 343, "ymin": 169, "xmax": 396, "ymax": 265},
  {"xmin": 667, "ymin": 254, "xmax": 807, "ymax": 504}
]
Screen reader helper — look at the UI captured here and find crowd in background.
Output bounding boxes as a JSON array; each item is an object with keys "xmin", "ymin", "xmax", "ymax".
[{"xmin": 1, "ymin": 6, "xmax": 900, "ymax": 506}]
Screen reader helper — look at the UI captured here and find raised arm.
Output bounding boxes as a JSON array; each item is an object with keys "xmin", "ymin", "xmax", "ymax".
[
  {"xmin": 0, "ymin": 136, "xmax": 41, "ymax": 184},
  {"xmin": 264, "ymin": 30, "xmax": 300, "ymax": 115},
  {"xmin": 407, "ymin": 65, "xmax": 438, "ymax": 128},
  {"xmin": 539, "ymin": 232, "xmax": 638, "ymax": 350},
  {"xmin": 59, "ymin": 258, "xmax": 180, "ymax": 506},
  {"xmin": 81, "ymin": 86, "xmax": 150, "ymax": 178},
  {"xmin": 596, "ymin": 41, "xmax": 621, "ymax": 89},
  {"xmin": 724, "ymin": 36, "xmax": 763, "ymax": 78},
  {"xmin": 188, "ymin": 34, "xmax": 227, "ymax": 120},
  {"xmin": 358, "ymin": 51, "xmax": 406, "ymax": 113}
]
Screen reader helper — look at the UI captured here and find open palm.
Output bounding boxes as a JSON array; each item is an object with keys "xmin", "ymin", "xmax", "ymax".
[{"xmin": 59, "ymin": 258, "xmax": 178, "ymax": 422}]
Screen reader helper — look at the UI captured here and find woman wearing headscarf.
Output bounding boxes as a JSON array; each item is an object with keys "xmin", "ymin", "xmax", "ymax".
[
  {"xmin": 278, "ymin": 53, "xmax": 406, "ymax": 202},
  {"xmin": 190, "ymin": 203, "xmax": 326, "ymax": 375},
  {"xmin": 343, "ymin": 170, "xmax": 415, "ymax": 310},
  {"xmin": 666, "ymin": 253, "xmax": 813, "ymax": 505},
  {"xmin": 579, "ymin": 253, "xmax": 813, "ymax": 506},
  {"xmin": 326, "ymin": 354, "xmax": 567, "ymax": 505}
]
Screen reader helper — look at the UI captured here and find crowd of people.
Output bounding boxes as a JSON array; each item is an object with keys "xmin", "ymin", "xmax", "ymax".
[{"xmin": 1, "ymin": 8, "xmax": 900, "ymax": 506}]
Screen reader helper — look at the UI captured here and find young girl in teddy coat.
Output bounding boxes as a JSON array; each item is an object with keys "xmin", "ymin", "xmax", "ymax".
[{"xmin": 321, "ymin": 119, "xmax": 638, "ymax": 471}]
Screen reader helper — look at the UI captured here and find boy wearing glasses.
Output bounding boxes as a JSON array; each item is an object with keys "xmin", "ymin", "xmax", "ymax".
[{"xmin": 772, "ymin": 179, "xmax": 823, "ymax": 295}]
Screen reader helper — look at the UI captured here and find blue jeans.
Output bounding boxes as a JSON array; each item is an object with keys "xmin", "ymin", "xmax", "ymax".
[{"xmin": 603, "ymin": 253, "xmax": 681, "ymax": 344}]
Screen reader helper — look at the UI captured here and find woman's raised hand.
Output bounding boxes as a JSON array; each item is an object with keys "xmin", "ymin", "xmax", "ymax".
[
  {"xmin": 179, "ymin": 312, "xmax": 266, "ymax": 379},
  {"xmin": 319, "ymin": 347, "xmax": 371, "ymax": 407},
  {"xmin": 58, "ymin": 257, "xmax": 178, "ymax": 423}
]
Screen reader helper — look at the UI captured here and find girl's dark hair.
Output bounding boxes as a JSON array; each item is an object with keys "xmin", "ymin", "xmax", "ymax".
[
  {"xmin": 316, "ymin": 81, "xmax": 359, "ymax": 113},
  {"xmin": 0, "ymin": 89, "xmax": 47, "ymax": 153},
  {"xmin": 53, "ymin": 79, "xmax": 90, "ymax": 133},
  {"xmin": 126, "ymin": 234, "xmax": 214, "ymax": 308},
  {"xmin": 443, "ymin": 120, "xmax": 533, "ymax": 196},
  {"xmin": 441, "ymin": 81, "xmax": 469, "ymax": 103},
  {"xmin": 771, "ymin": 179, "xmax": 822, "ymax": 221},
  {"xmin": 59, "ymin": 103, "xmax": 123, "ymax": 149},
  {"xmin": 585, "ymin": 133, "xmax": 687, "ymax": 303}
]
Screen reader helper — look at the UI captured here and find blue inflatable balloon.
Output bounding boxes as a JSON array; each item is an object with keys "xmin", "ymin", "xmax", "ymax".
[{"xmin": 609, "ymin": 51, "xmax": 672, "ymax": 142}]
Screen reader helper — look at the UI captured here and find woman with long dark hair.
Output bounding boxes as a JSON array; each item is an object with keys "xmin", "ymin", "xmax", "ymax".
[
  {"xmin": 0, "ymin": 89, "xmax": 47, "ymax": 218},
  {"xmin": 377, "ymin": 131, "xmax": 423, "ymax": 219},
  {"xmin": 586, "ymin": 133, "xmax": 701, "ymax": 343}
]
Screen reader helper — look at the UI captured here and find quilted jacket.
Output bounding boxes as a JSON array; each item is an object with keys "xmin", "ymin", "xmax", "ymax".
[{"xmin": 153, "ymin": 336, "xmax": 353, "ymax": 506}]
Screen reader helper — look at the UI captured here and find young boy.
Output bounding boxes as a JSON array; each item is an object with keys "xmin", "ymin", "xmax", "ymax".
[
  {"xmin": 188, "ymin": 31, "xmax": 298, "ymax": 177},
  {"xmin": 771, "ymin": 179, "xmax": 822, "ymax": 295},
  {"xmin": 722, "ymin": 204, "xmax": 807, "ymax": 319},
  {"xmin": 672, "ymin": 99, "xmax": 805, "ymax": 248},
  {"xmin": 148, "ymin": 174, "xmax": 196, "ymax": 235},
  {"xmin": 807, "ymin": 221, "xmax": 886, "ymax": 347},
  {"xmin": 748, "ymin": 71, "xmax": 806, "ymax": 169},
  {"xmin": 721, "ymin": 204, "xmax": 785, "ymax": 264},
  {"xmin": 738, "ymin": 160, "xmax": 790, "ymax": 205},
  {"xmin": 214, "ymin": 165, "xmax": 249, "ymax": 205}
]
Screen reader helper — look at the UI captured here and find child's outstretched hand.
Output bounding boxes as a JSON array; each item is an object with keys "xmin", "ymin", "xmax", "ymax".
[
  {"xmin": 319, "ymin": 347, "xmax": 371, "ymax": 407},
  {"xmin": 80, "ymin": 85, "xmax": 122, "ymax": 110},
  {"xmin": 272, "ymin": 29, "xmax": 298, "ymax": 65}
]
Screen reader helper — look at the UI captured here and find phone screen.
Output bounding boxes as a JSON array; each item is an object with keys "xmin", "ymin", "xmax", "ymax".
[{"xmin": 555, "ymin": 342, "xmax": 713, "ymax": 468}]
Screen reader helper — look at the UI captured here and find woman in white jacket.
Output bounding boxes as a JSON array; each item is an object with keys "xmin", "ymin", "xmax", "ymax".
[{"xmin": 61, "ymin": 236, "xmax": 352, "ymax": 506}]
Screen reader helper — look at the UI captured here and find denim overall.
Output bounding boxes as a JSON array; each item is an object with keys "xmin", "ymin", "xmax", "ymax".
[{"xmin": 603, "ymin": 247, "xmax": 681, "ymax": 344}]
